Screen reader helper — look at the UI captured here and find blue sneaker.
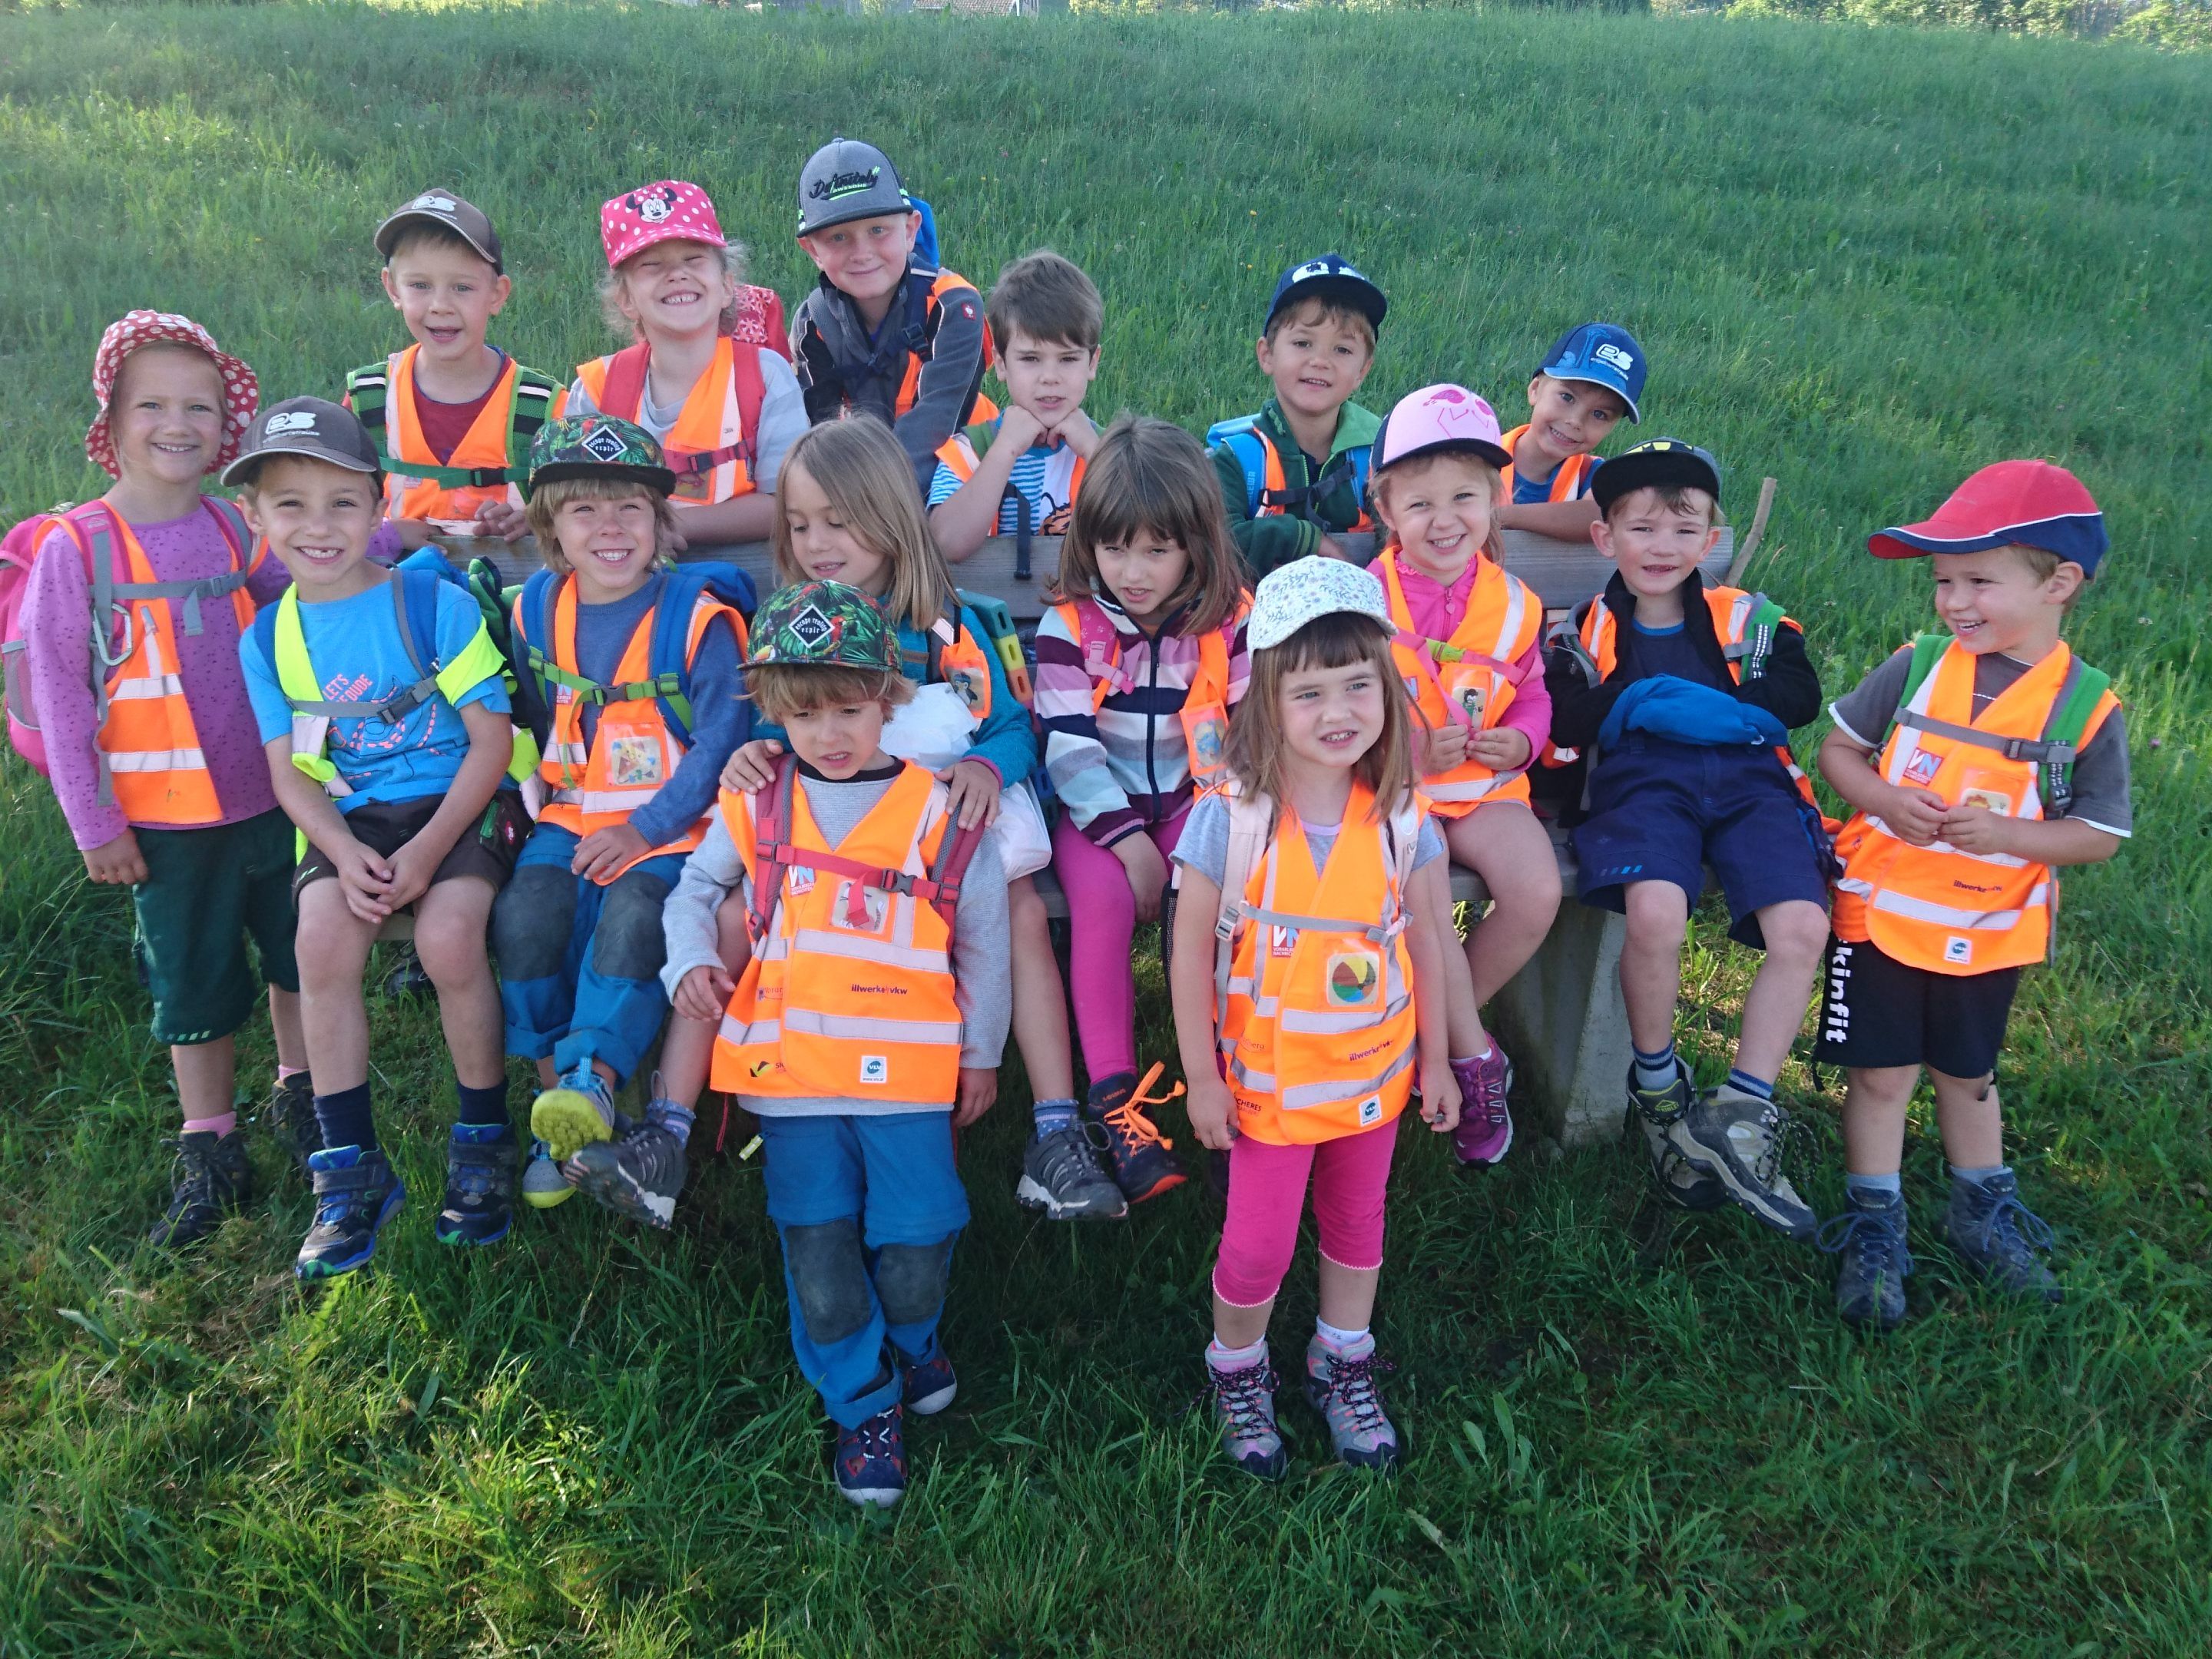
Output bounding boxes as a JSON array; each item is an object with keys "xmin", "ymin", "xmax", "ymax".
[
  {"xmin": 1818, "ymin": 1187, "xmax": 1912, "ymax": 1331},
  {"xmin": 435, "ymin": 1123, "xmax": 516, "ymax": 1247},
  {"xmin": 530, "ymin": 1061, "xmax": 615, "ymax": 1164},
  {"xmin": 1945, "ymin": 1172, "xmax": 2061, "ymax": 1304},
  {"xmin": 295, "ymin": 1146, "xmax": 405, "ymax": 1280},
  {"xmin": 899, "ymin": 1344, "xmax": 958, "ymax": 1416},
  {"xmin": 834, "ymin": 1404, "xmax": 909, "ymax": 1508}
]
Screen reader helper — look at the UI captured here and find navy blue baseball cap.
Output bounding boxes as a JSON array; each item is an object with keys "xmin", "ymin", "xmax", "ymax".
[
  {"xmin": 1535, "ymin": 323, "xmax": 1646, "ymax": 422},
  {"xmin": 1264, "ymin": 253, "xmax": 1388, "ymax": 336},
  {"xmin": 1590, "ymin": 439, "xmax": 1721, "ymax": 514}
]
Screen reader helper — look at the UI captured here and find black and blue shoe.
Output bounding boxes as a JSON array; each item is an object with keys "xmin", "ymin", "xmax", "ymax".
[
  {"xmin": 834, "ymin": 1404, "xmax": 909, "ymax": 1508},
  {"xmin": 147, "ymin": 1130, "xmax": 253, "ymax": 1247},
  {"xmin": 899, "ymin": 1343, "xmax": 958, "ymax": 1416},
  {"xmin": 1945, "ymin": 1172, "xmax": 2061, "ymax": 1305},
  {"xmin": 435, "ymin": 1123, "xmax": 516, "ymax": 1247},
  {"xmin": 295, "ymin": 1145, "xmax": 405, "ymax": 1280},
  {"xmin": 1819, "ymin": 1187, "xmax": 1912, "ymax": 1330},
  {"xmin": 568, "ymin": 1121, "xmax": 687, "ymax": 1231}
]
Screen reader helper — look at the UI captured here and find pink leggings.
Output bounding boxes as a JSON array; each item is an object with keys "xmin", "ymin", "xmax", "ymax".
[
  {"xmin": 1050, "ymin": 804, "xmax": 1189, "ymax": 1083},
  {"xmin": 1213, "ymin": 1116, "xmax": 1401, "ymax": 1308}
]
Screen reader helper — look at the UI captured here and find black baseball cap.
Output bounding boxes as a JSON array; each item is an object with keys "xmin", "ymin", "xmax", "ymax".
[
  {"xmin": 1590, "ymin": 439, "xmax": 1722, "ymax": 514},
  {"xmin": 1263, "ymin": 253, "xmax": 1387, "ymax": 336},
  {"xmin": 375, "ymin": 188, "xmax": 504, "ymax": 273},
  {"xmin": 221, "ymin": 396, "xmax": 382, "ymax": 487},
  {"xmin": 796, "ymin": 137, "xmax": 912, "ymax": 237}
]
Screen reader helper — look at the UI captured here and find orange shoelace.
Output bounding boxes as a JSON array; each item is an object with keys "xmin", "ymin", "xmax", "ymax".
[{"xmin": 1103, "ymin": 1061, "xmax": 1186, "ymax": 1150}]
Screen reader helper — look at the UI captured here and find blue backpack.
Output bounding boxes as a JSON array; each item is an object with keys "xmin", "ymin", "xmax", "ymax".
[{"xmin": 1205, "ymin": 415, "xmax": 1371, "ymax": 522}]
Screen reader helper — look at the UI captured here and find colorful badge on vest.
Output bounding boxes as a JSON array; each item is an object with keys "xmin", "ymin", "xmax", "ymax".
[
  {"xmin": 1867, "ymin": 460, "xmax": 2107, "ymax": 579},
  {"xmin": 601, "ymin": 180, "xmax": 727, "ymax": 270}
]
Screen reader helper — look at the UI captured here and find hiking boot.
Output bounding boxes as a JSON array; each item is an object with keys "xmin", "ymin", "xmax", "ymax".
[
  {"xmin": 1625, "ymin": 1062, "xmax": 1727, "ymax": 1212},
  {"xmin": 1818, "ymin": 1187, "xmax": 1912, "ymax": 1331},
  {"xmin": 266, "ymin": 1071, "xmax": 320, "ymax": 1179},
  {"xmin": 899, "ymin": 1344, "xmax": 959, "ymax": 1416},
  {"xmin": 521, "ymin": 1138, "xmax": 575, "ymax": 1210},
  {"xmin": 295, "ymin": 1146, "xmax": 405, "ymax": 1280},
  {"xmin": 1451, "ymin": 1047, "xmax": 1515, "ymax": 1168},
  {"xmin": 381, "ymin": 942, "xmax": 434, "ymax": 1001},
  {"xmin": 1085, "ymin": 1065, "xmax": 1187, "ymax": 1205},
  {"xmin": 1207, "ymin": 1353, "xmax": 1287, "ymax": 1481},
  {"xmin": 435, "ymin": 1123, "xmax": 516, "ymax": 1247},
  {"xmin": 1304, "ymin": 1338, "xmax": 1400, "ymax": 1472},
  {"xmin": 568, "ymin": 1121, "xmax": 687, "ymax": 1230},
  {"xmin": 1665, "ymin": 1084, "xmax": 1817, "ymax": 1241},
  {"xmin": 147, "ymin": 1131, "xmax": 253, "ymax": 1247},
  {"xmin": 530, "ymin": 1061, "xmax": 616, "ymax": 1163},
  {"xmin": 834, "ymin": 1404, "xmax": 909, "ymax": 1508},
  {"xmin": 1015, "ymin": 1122, "xmax": 1128, "ymax": 1220},
  {"xmin": 1944, "ymin": 1172, "xmax": 2061, "ymax": 1305}
]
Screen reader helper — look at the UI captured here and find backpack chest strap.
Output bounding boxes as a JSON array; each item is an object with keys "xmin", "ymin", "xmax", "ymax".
[
  {"xmin": 762, "ymin": 843, "xmax": 962, "ymax": 928},
  {"xmin": 1894, "ymin": 709, "xmax": 2077, "ymax": 765},
  {"xmin": 105, "ymin": 567, "xmax": 251, "ymax": 639}
]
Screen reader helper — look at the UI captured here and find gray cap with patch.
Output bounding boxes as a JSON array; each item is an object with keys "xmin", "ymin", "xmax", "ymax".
[
  {"xmin": 796, "ymin": 137, "xmax": 912, "ymax": 236},
  {"xmin": 220, "ymin": 396, "xmax": 382, "ymax": 486}
]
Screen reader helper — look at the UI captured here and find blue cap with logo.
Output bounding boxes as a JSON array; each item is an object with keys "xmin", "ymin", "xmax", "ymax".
[
  {"xmin": 1535, "ymin": 323, "xmax": 1646, "ymax": 423},
  {"xmin": 1264, "ymin": 253, "xmax": 1388, "ymax": 336}
]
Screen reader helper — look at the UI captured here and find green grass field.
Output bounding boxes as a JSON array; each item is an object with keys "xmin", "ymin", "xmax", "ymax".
[{"xmin": 2, "ymin": 5, "xmax": 2209, "ymax": 1654}]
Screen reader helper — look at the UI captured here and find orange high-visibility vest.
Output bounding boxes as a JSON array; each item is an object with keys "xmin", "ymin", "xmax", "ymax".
[
  {"xmin": 1498, "ymin": 426, "xmax": 1595, "ymax": 502},
  {"xmin": 894, "ymin": 272, "xmax": 998, "ymax": 426},
  {"xmin": 710, "ymin": 764, "xmax": 965, "ymax": 1101},
  {"xmin": 1378, "ymin": 548, "xmax": 1541, "ymax": 816},
  {"xmin": 376, "ymin": 347, "xmax": 547, "ymax": 528},
  {"xmin": 576, "ymin": 336, "xmax": 764, "ymax": 505},
  {"xmin": 515, "ymin": 573, "xmax": 740, "ymax": 878},
  {"xmin": 1241, "ymin": 424, "xmax": 1373, "ymax": 531},
  {"xmin": 1214, "ymin": 780, "xmax": 1422, "ymax": 1145},
  {"xmin": 1831, "ymin": 640, "xmax": 2119, "ymax": 975},
  {"xmin": 1054, "ymin": 594, "xmax": 1250, "ymax": 786}
]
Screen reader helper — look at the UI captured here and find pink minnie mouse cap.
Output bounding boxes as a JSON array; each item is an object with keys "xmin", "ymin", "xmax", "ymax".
[
  {"xmin": 85, "ymin": 310, "xmax": 258, "ymax": 480},
  {"xmin": 1371, "ymin": 383, "xmax": 1510, "ymax": 472},
  {"xmin": 600, "ymin": 180, "xmax": 727, "ymax": 270}
]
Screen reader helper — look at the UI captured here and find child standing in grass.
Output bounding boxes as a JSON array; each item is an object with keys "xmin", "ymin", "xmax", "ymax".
[
  {"xmin": 1365, "ymin": 385, "xmax": 1560, "ymax": 1169},
  {"xmin": 1034, "ymin": 417, "xmax": 1254, "ymax": 1213},
  {"xmin": 664, "ymin": 581, "xmax": 1008, "ymax": 1509},
  {"xmin": 1495, "ymin": 323, "xmax": 1644, "ymax": 542},
  {"xmin": 233, "ymin": 398, "xmax": 528, "ymax": 1278},
  {"xmin": 490, "ymin": 416, "xmax": 750, "ymax": 1230},
  {"xmin": 1814, "ymin": 462, "xmax": 2128, "ymax": 1330},
  {"xmin": 569, "ymin": 180, "xmax": 807, "ymax": 548},
  {"xmin": 20, "ymin": 311, "xmax": 311, "ymax": 1245},
  {"xmin": 1207, "ymin": 254, "xmax": 1386, "ymax": 580},
  {"xmin": 1168, "ymin": 557, "xmax": 1461, "ymax": 1479}
]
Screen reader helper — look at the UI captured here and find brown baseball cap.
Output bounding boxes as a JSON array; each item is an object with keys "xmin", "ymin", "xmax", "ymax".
[
  {"xmin": 220, "ymin": 396, "xmax": 382, "ymax": 487},
  {"xmin": 375, "ymin": 187, "xmax": 504, "ymax": 273}
]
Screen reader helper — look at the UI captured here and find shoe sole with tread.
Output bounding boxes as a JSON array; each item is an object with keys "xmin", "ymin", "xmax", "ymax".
[
  {"xmin": 567, "ymin": 1142, "xmax": 679, "ymax": 1230},
  {"xmin": 1014, "ymin": 1174, "xmax": 1128, "ymax": 1220},
  {"xmin": 531, "ymin": 1088, "xmax": 614, "ymax": 1164}
]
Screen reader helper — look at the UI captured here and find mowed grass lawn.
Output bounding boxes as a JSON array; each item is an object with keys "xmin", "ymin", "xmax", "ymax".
[{"xmin": 3, "ymin": 4, "xmax": 2210, "ymax": 1654}]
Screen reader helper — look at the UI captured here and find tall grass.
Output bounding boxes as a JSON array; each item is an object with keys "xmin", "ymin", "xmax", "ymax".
[{"xmin": 2, "ymin": 6, "xmax": 2209, "ymax": 1654}]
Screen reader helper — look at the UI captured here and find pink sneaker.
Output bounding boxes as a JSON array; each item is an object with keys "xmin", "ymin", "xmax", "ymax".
[{"xmin": 1450, "ymin": 1048, "xmax": 1515, "ymax": 1167}]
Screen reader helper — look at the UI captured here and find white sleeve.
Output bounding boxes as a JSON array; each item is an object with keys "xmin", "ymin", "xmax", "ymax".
[
  {"xmin": 749, "ymin": 353, "xmax": 807, "ymax": 494},
  {"xmin": 659, "ymin": 810, "xmax": 749, "ymax": 998}
]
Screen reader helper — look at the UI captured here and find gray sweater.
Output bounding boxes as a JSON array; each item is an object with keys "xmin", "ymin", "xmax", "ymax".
[{"xmin": 660, "ymin": 767, "xmax": 1010, "ymax": 1117}]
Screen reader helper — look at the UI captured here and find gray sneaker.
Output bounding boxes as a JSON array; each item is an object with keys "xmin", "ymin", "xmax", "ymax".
[
  {"xmin": 1626, "ymin": 1062, "xmax": 1727, "ymax": 1212},
  {"xmin": 1015, "ymin": 1123, "xmax": 1128, "ymax": 1220},
  {"xmin": 1944, "ymin": 1172, "xmax": 2061, "ymax": 1304},
  {"xmin": 1207, "ymin": 1355, "xmax": 1288, "ymax": 1481},
  {"xmin": 568, "ymin": 1122, "xmax": 687, "ymax": 1231},
  {"xmin": 1666, "ymin": 1083, "xmax": 1818, "ymax": 1241},
  {"xmin": 1304, "ymin": 1338, "xmax": 1399, "ymax": 1472},
  {"xmin": 521, "ymin": 1137, "xmax": 574, "ymax": 1210}
]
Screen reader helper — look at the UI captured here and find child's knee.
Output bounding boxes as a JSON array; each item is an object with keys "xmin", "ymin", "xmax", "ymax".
[
  {"xmin": 1622, "ymin": 882, "xmax": 1688, "ymax": 942},
  {"xmin": 1761, "ymin": 901, "xmax": 1830, "ymax": 962},
  {"xmin": 413, "ymin": 896, "xmax": 493, "ymax": 985},
  {"xmin": 873, "ymin": 1235, "xmax": 955, "ymax": 1327},
  {"xmin": 589, "ymin": 870, "xmax": 674, "ymax": 983},
  {"xmin": 783, "ymin": 1218, "xmax": 873, "ymax": 1346},
  {"xmin": 492, "ymin": 863, "xmax": 576, "ymax": 979}
]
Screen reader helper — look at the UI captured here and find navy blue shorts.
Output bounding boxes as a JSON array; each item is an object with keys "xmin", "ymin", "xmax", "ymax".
[{"xmin": 1573, "ymin": 736, "xmax": 1831, "ymax": 949}]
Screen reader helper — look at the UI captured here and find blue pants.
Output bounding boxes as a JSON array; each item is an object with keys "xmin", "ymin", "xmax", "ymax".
[
  {"xmin": 492, "ymin": 823, "xmax": 686, "ymax": 1087},
  {"xmin": 760, "ymin": 1111, "xmax": 970, "ymax": 1429}
]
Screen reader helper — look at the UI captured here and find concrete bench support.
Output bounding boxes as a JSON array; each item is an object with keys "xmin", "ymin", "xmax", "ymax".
[{"xmin": 1482, "ymin": 890, "xmax": 1630, "ymax": 1152}]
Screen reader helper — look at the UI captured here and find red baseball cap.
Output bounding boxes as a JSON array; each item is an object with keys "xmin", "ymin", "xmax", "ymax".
[
  {"xmin": 85, "ymin": 310, "xmax": 258, "ymax": 479},
  {"xmin": 599, "ymin": 180, "xmax": 727, "ymax": 270},
  {"xmin": 1869, "ymin": 460, "xmax": 2108, "ymax": 578}
]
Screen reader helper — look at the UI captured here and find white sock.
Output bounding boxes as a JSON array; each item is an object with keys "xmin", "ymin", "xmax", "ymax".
[
  {"xmin": 1206, "ymin": 1334, "xmax": 1267, "ymax": 1372},
  {"xmin": 1314, "ymin": 1318, "xmax": 1372, "ymax": 1353}
]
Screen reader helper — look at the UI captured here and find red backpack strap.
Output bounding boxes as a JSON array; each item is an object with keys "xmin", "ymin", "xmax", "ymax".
[
  {"xmin": 745, "ymin": 751, "xmax": 800, "ymax": 944},
  {"xmin": 597, "ymin": 343, "xmax": 654, "ymax": 422},
  {"xmin": 731, "ymin": 341, "xmax": 767, "ymax": 465},
  {"xmin": 923, "ymin": 805, "xmax": 986, "ymax": 945}
]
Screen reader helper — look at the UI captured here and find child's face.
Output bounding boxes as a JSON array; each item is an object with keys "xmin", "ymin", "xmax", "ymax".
[
  {"xmin": 1094, "ymin": 525, "xmax": 1189, "ymax": 627},
  {"xmin": 782, "ymin": 695, "xmax": 890, "ymax": 781},
  {"xmin": 1277, "ymin": 654, "xmax": 1386, "ymax": 773},
  {"xmin": 798, "ymin": 212, "xmax": 922, "ymax": 306},
  {"xmin": 240, "ymin": 457, "xmax": 382, "ymax": 596},
  {"xmin": 1521, "ymin": 376, "xmax": 1628, "ymax": 463},
  {"xmin": 109, "ymin": 345, "xmax": 227, "ymax": 488},
  {"xmin": 1373, "ymin": 452, "xmax": 1499, "ymax": 585},
  {"xmin": 553, "ymin": 489, "xmax": 660, "ymax": 600},
  {"xmin": 380, "ymin": 241, "xmax": 510, "ymax": 366},
  {"xmin": 995, "ymin": 327, "xmax": 1098, "ymax": 429},
  {"xmin": 1931, "ymin": 546, "xmax": 2081, "ymax": 657},
  {"xmin": 782, "ymin": 462, "xmax": 889, "ymax": 593},
  {"xmin": 1591, "ymin": 488, "xmax": 1720, "ymax": 601},
  {"xmin": 614, "ymin": 240, "xmax": 733, "ymax": 342},
  {"xmin": 1254, "ymin": 305, "xmax": 1373, "ymax": 428}
]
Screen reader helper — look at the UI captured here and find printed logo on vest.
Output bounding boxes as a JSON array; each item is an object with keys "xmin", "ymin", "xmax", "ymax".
[
  {"xmin": 786, "ymin": 866, "xmax": 816, "ymax": 895},
  {"xmin": 859, "ymin": 1055, "xmax": 889, "ymax": 1086},
  {"xmin": 1325, "ymin": 949, "xmax": 1382, "ymax": 1010},
  {"xmin": 1904, "ymin": 749, "xmax": 1942, "ymax": 788},
  {"xmin": 1270, "ymin": 925, "xmax": 1297, "ymax": 958},
  {"xmin": 1944, "ymin": 935, "xmax": 1973, "ymax": 966},
  {"xmin": 1358, "ymin": 1094, "xmax": 1382, "ymax": 1126}
]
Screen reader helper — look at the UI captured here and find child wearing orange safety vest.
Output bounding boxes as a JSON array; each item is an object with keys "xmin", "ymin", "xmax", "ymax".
[
  {"xmin": 488, "ymin": 416, "xmax": 752, "ymax": 1234},
  {"xmin": 17, "ymin": 313, "xmax": 313, "ymax": 1247},
  {"xmin": 343, "ymin": 190, "xmax": 567, "ymax": 553},
  {"xmin": 1812, "ymin": 462, "xmax": 2128, "ymax": 1332},
  {"xmin": 1167, "ymin": 557, "xmax": 1463, "ymax": 1480},
  {"xmin": 1033, "ymin": 417, "xmax": 1254, "ymax": 1212},
  {"xmin": 661, "ymin": 581, "xmax": 1009, "ymax": 1510},
  {"xmin": 1494, "ymin": 322, "xmax": 1644, "ymax": 544},
  {"xmin": 1363, "ymin": 384, "xmax": 1560, "ymax": 1172},
  {"xmin": 568, "ymin": 180, "xmax": 808, "ymax": 549}
]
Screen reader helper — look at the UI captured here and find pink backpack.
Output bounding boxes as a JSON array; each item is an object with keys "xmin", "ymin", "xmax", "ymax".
[{"xmin": 2, "ymin": 506, "xmax": 82, "ymax": 774}]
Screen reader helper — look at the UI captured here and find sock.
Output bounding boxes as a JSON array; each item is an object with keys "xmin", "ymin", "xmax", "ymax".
[
  {"xmin": 1846, "ymin": 1171, "xmax": 1903, "ymax": 1204},
  {"xmin": 455, "ymin": 1078, "xmax": 510, "ymax": 1130},
  {"xmin": 276, "ymin": 1065, "xmax": 309, "ymax": 1081},
  {"xmin": 647, "ymin": 1098, "xmax": 696, "ymax": 1147},
  {"xmin": 1314, "ymin": 1318, "xmax": 1372, "ymax": 1354},
  {"xmin": 1633, "ymin": 1042, "xmax": 1678, "ymax": 1091},
  {"xmin": 182, "ymin": 1112, "xmax": 237, "ymax": 1139},
  {"xmin": 1726, "ymin": 1068, "xmax": 1775, "ymax": 1101},
  {"xmin": 1949, "ymin": 1163, "xmax": 2010, "ymax": 1190},
  {"xmin": 1206, "ymin": 1334, "xmax": 1267, "ymax": 1373},
  {"xmin": 1031, "ymin": 1097, "xmax": 1078, "ymax": 1139},
  {"xmin": 313, "ymin": 1082, "xmax": 376, "ymax": 1154}
]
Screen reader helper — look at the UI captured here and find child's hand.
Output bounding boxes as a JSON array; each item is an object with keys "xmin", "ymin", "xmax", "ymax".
[
  {"xmin": 331, "ymin": 838, "xmax": 398, "ymax": 923},
  {"xmin": 1418, "ymin": 1056, "xmax": 1463, "ymax": 1133},
  {"xmin": 475, "ymin": 499, "xmax": 529, "ymax": 542},
  {"xmin": 996, "ymin": 404, "xmax": 1047, "ymax": 455},
  {"xmin": 721, "ymin": 739, "xmax": 783, "ymax": 793},
  {"xmin": 1184, "ymin": 1071, "xmax": 1237, "ymax": 1152},
  {"xmin": 1419, "ymin": 720, "xmax": 1471, "ymax": 776},
  {"xmin": 953, "ymin": 1066, "xmax": 998, "ymax": 1128},
  {"xmin": 1050, "ymin": 407, "xmax": 1101, "ymax": 458},
  {"xmin": 574, "ymin": 823, "xmax": 651, "ymax": 884},
  {"xmin": 1111, "ymin": 832, "xmax": 1170, "ymax": 922},
  {"xmin": 383, "ymin": 839, "xmax": 442, "ymax": 914},
  {"xmin": 1468, "ymin": 727, "xmax": 1532, "ymax": 772},
  {"xmin": 939, "ymin": 759, "xmax": 1002, "ymax": 830},
  {"xmin": 673, "ymin": 963, "xmax": 736, "ymax": 1023},
  {"xmin": 1883, "ymin": 783, "xmax": 1949, "ymax": 846},
  {"xmin": 1938, "ymin": 802, "xmax": 2013, "ymax": 856},
  {"xmin": 81, "ymin": 828, "xmax": 147, "ymax": 886}
]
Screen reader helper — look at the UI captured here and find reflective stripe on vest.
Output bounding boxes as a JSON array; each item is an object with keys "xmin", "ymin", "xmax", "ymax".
[
  {"xmin": 1055, "ymin": 595, "xmax": 1248, "ymax": 784},
  {"xmin": 1379, "ymin": 548, "xmax": 1540, "ymax": 814},
  {"xmin": 1830, "ymin": 639, "xmax": 2118, "ymax": 975},
  {"xmin": 1498, "ymin": 427, "xmax": 1594, "ymax": 503},
  {"xmin": 578, "ymin": 336, "xmax": 759, "ymax": 505},
  {"xmin": 379, "ymin": 346, "xmax": 532, "ymax": 528},
  {"xmin": 710, "ymin": 765, "xmax": 964, "ymax": 1101}
]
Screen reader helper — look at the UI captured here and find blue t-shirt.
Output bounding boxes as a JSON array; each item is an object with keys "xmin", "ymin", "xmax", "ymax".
[
  {"xmin": 241, "ymin": 576, "xmax": 508, "ymax": 814},
  {"xmin": 1512, "ymin": 453, "xmax": 1602, "ymax": 505},
  {"xmin": 1626, "ymin": 616, "xmax": 1730, "ymax": 692}
]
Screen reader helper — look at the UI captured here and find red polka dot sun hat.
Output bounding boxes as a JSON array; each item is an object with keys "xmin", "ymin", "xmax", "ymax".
[
  {"xmin": 600, "ymin": 180, "xmax": 728, "ymax": 271},
  {"xmin": 85, "ymin": 310, "xmax": 258, "ymax": 479}
]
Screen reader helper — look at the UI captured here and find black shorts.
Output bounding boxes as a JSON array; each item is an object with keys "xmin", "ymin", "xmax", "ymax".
[
  {"xmin": 295, "ymin": 790, "xmax": 528, "ymax": 905},
  {"xmin": 1812, "ymin": 935, "xmax": 2019, "ymax": 1079}
]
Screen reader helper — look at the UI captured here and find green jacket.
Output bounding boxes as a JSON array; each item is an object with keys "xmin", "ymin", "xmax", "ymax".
[{"xmin": 1210, "ymin": 397, "xmax": 1381, "ymax": 581}]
